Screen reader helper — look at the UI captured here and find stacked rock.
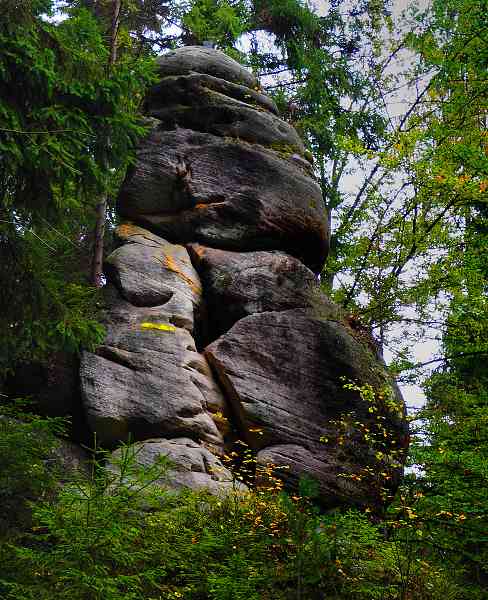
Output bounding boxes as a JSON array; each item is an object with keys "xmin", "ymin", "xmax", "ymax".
[{"xmin": 80, "ymin": 46, "xmax": 408, "ymax": 506}]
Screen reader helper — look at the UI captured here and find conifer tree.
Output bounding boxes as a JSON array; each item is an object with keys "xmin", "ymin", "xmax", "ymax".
[{"xmin": 0, "ymin": 0, "xmax": 154, "ymax": 374}]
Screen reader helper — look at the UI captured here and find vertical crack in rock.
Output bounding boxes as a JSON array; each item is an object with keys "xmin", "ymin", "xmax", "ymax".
[{"xmin": 186, "ymin": 242, "xmax": 261, "ymax": 455}]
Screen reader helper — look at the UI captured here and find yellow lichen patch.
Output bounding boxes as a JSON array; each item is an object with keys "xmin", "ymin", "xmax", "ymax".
[
  {"xmin": 163, "ymin": 254, "xmax": 201, "ymax": 295},
  {"xmin": 140, "ymin": 322, "xmax": 177, "ymax": 332},
  {"xmin": 191, "ymin": 244, "xmax": 206, "ymax": 258},
  {"xmin": 116, "ymin": 222, "xmax": 142, "ymax": 239}
]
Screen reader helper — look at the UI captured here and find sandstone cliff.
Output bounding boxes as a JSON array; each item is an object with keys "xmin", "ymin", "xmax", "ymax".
[{"xmin": 80, "ymin": 46, "xmax": 408, "ymax": 508}]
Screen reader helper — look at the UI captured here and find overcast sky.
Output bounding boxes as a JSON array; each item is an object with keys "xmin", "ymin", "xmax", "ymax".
[{"xmin": 310, "ymin": 0, "xmax": 436, "ymax": 412}]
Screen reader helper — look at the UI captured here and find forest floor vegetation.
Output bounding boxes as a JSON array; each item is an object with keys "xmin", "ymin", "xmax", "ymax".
[{"xmin": 0, "ymin": 408, "xmax": 484, "ymax": 600}]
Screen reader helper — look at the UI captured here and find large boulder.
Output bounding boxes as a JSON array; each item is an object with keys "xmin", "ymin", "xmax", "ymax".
[
  {"xmin": 118, "ymin": 45, "xmax": 328, "ymax": 273},
  {"xmin": 77, "ymin": 47, "xmax": 407, "ymax": 504},
  {"xmin": 146, "ymin": 73, "xmax": 305, "ymax": 153},
  {"xmin": 118, "ymin": 128, "xmax": 328, "ymax": 273},
  {"xmin": 155, "ymin": 46, "xmax": 257, "ymax": 87},
  {"xmin": 105, "ymin": 223, "xmax": 201, "ymax": 332},
  {"xmin": 205, "ymin": 308, "xmax": 407, "ymax": 507},
  {"xmin": 80, "ymin": 227, "xmax": 225, "ymax": 450},
  {"xmin": 188, "ymin": 245, "xmax": 340, "ymax": 339},
  {"xmin": 80, "ymin": 307, "xmax": 224, "ymax": 450}
]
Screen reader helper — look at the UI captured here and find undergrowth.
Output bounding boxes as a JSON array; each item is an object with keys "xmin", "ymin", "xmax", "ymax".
[{"xmin": 0, "ymin": 408, "xmax": 478, "ymax": 600}]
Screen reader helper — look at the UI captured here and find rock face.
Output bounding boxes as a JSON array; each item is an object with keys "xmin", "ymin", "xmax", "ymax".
[
  {"xmin": 154, "ymin": 46, "xmax": 257, "ymax": 87},
  {"xmin": 117, "ymin": 129, "xmax": 327, "ymax": 273},
  {"xmin": 79, "ymin": 46, "xmax": 407, "ymax": 505},
  {"xmin": 206, "ymin": 308, "xmax": 406, "ymax": 507},
  {"xmin": 146, "ymin": 74, "xmax": 303, "ymax": 152},
  {"xmin": 188, "ymin": 245, "xmax": 339, "ymax": 340},
  {"xmin": 109, "ymin": 438, "xmax": 239, "ymax": 495},
  {"xmin": 117, "ymin": 46, "xmax": 328, "ymax": 274},
  {"xmin": 80, "ymin": 233, "xmax": 224, "ymax": 451}
]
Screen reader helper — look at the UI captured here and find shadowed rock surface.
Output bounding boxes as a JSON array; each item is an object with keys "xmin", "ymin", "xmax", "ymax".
[
  {"xmin": 188, "ymin": 244, "xmax": 340, "ymax": 339},
  {"xmin": 146, "ymin": 71, "xmax": 279, "ymax": 116},
  {"xmin": 205, "ymin": 309, "xmax": 405, "ymax": 448},
  {"xmin": 118, "ymin": 128, "xmax": 327, "ymax": 273},
  {"xmin": 145, "ymin": 73, "xmax": 304, "ymax": 152}
]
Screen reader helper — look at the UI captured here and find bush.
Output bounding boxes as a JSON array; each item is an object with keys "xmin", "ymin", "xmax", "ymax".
[
  {"xmin": 0, "ymin": 414, "xmax": 471, "ymax": 600},
  {"xmin": 0, "ymin": 404, "xmax": 65, "ymax": 535}
]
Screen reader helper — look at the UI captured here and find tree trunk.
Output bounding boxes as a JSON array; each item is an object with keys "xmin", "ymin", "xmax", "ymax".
[
  {"xmin": 108, "ymin": 0, "xmax": 121, "ymax": 67},
  {"xmin": 90, "ymin": 0, "xmax": 121, "ymax": 287},
  {"xmin": 91, "ymin": 198, "xmax": 107, "ymax": 287}
]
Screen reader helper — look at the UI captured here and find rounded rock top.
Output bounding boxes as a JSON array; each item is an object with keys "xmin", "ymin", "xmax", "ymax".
[{"xmin": 156, "ymin": 46, "xmax": 257, "ymax": 88}]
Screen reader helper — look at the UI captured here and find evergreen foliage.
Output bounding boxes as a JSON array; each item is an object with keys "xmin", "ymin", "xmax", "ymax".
[
  {"xmin": 0, "ymin": 414, "xmax": 476, "ymax": 599},
  {"xmin": 0, "ymin": 2, "xmax": 156, "ymax": 374}
]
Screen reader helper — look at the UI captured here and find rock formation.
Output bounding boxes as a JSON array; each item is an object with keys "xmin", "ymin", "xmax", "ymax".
[{"xmin": 80, "ymin": 46, "xmax": 408, "ymax": 506}]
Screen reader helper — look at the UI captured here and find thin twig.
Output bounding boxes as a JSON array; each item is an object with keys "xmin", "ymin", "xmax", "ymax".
[{"xmin": 0, "ymin": 128, "xmax": 88, "ymax": 135}]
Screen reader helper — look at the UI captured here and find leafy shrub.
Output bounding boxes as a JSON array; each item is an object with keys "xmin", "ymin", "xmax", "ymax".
[
  {"xmin": 0, "ymin": 404, "xmax": 65, "ymax": 535},
  {"xmin": 0, "ymin": 414, "xmax": 473, "ymax": 600}
]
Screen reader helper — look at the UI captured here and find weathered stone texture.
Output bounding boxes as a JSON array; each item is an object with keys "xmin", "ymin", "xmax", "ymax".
[
  {"xmin": 146, "ymin": 73, "xmax": 304, "ymax": 153},
  {"xmin": 155, "ymin": 46, "xmax": 257, "ymax": 87},
  {"xmin": 118, "ymin": 128, "xmax": 328, "ymax": 273},
  {"xmin": 80, "ymin": 227, "xmax": 224, "ymax": 454},
  {"xmin": 146, "ymin": 72, "xmax": 279, "ymax": 116},
  {"xmin": 205, "ymin": 309, "xmax": 403, "ymax": 449},
  {"xmin": 109, "ymin": 437, "xmax": 243, "ymax": 496},
  {"xmin": 105, "ymin": 223, "xmax": 201, "ymax": 331},
  {"xmin": 205, "ymin": 308, "xmax": 407, "ymax": 506},
  {"xmin": 77, "ymin": 46, "xmax": 407, "ymax": 504},
  {"xmin": 188, "ymin": 245, "xmax": 339, "ymax": 339}
]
